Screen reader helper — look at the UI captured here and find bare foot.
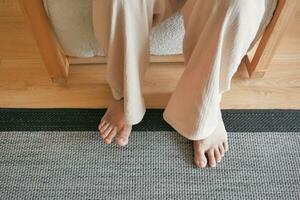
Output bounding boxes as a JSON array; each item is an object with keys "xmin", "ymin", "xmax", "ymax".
[
  {"xmin": 98, "ymin": 98, "xmax": 132, "ymax": 146},
  {"xmin": 193, "ymin": 112, "xmax": 229, "ymax": 168}
]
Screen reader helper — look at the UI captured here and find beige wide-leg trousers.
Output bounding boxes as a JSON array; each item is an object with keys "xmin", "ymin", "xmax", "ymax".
[{"xmin": 93, "ymin": 0, "xmax": 276, "ymax": 140}]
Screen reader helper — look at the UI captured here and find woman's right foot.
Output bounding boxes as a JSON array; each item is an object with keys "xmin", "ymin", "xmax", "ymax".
[{"xmin": 98, "ymin": 98, "xmax": 132, "ymax": 147}]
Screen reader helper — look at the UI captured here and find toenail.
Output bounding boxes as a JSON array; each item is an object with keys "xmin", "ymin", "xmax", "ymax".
[
  {"xmin": 116, "ymin": 139, "xmax": 128, "ymax": 147},
  {"xmin": 200, "ymin": 161, "xmax": 206, "ymax": 167},
  {"xmin": 119, "ymin": 138, "xmax": 126, "ymax": 143}
]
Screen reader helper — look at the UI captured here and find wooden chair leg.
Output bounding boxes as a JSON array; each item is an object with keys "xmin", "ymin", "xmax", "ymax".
[
  {"xmin": 244, "ymin": 0, "xmax": 298, "ymax": 78},
  {"xmin": 18, "ymin": 0, "xmax": 69, "ymax": 83}
]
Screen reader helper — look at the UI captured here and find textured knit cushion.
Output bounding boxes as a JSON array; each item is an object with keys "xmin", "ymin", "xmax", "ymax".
[
  {"xmin": 43, "ymin": 0, "xmax": 277, "ymax": 57},
  {"xmin": 43, "ymin": 0, "xmax": 184, "ymax": 57}
]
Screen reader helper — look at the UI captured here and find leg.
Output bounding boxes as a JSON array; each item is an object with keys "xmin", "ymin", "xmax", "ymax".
[
  {"xmin": 93, "ymin": 0, "xmax": 154, "ymax": 146},
  {"xmin": 93, "ymin": 0, "xmax": 177, "ymax": 146},
  {"xmin": 163, "ymin": 0, "xmax": 271, "ymax": 167}
]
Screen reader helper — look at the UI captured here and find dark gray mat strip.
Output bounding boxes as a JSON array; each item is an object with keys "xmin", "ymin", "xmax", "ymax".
[{"xmin": 0, "ymin": 109, "xmax": 300, "ymax": 132}]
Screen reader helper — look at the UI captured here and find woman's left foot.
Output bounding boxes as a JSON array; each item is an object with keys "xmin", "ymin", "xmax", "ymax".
[{"xmin": 193, "ymin": 114, "xmax": 229, "ymax": 168}]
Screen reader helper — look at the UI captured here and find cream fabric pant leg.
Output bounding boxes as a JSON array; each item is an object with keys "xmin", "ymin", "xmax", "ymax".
[
  {"xmin": 163, "ymin": 0, "xmax": 269, "ymax": 140},
  {"xmin": 93, "ymin": 0, "xmax": 272, "ymax": 140},
  {"xmin": 93, "ymin": 0, "xmax": 177, "ymax": 125}
]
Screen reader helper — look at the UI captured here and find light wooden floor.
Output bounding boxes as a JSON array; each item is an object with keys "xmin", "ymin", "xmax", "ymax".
[{"xmin": 0, "ymin": 0, "xmax": 300, "ymax": 109}]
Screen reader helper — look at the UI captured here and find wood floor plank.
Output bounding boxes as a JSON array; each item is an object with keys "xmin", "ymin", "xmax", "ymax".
[{"xmin": 0, "ymin": 59, "xmax": 300, "ymax": 109}]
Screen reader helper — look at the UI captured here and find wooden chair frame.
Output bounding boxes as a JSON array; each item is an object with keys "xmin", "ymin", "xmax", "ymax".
[{"xmin": 19, "ymin": 0, "xmax": 298, "ymax": 83}]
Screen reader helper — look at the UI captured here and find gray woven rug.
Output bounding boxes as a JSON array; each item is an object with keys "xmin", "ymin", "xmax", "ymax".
[{"xmin": 0, "ymin": 109, "xmax": 300, "ymax": 199}]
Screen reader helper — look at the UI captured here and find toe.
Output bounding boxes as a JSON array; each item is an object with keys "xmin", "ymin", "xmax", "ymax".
[
  {"xmin": 218, "ymin": 144, "xmax": 225, "ymax": 157},
  {"xmin": 102, "ymin": 125, "xmax": 113, "ymax": 138},
  {"xmin": 207, "ymin": 149, "xmax": 216, "ymax": 167},
  {"xmin": 98, "ymin": 119, "xmax": 106, "ymax": 130},
  {"xmin": 193, "ymin": 142, "xmax": 207, "ymax": 168},
  {"xmin": 223, "ymin": 141, "xmax": 229, "ymax": 152},
  {"xmin": 214, "ymin": 148, "xmax": 222, "ymax": 163},
  {"xmin": 194, "ymin": 150, "xmax": 207, "ymax": 168},
  {"xmin": 99, "ymin": 122, "xmax": 110, "ymax": 135},
  {"xmin": 115, "ymin": 137, "xmax": 128, "ymax": 147},
  {"xmin": 115, "ymin": 126, "xmax": 132, "ymax": 147},
  {"xmin": 104, "ymin": 127, "xmax": 118, "ymax": 144}
]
